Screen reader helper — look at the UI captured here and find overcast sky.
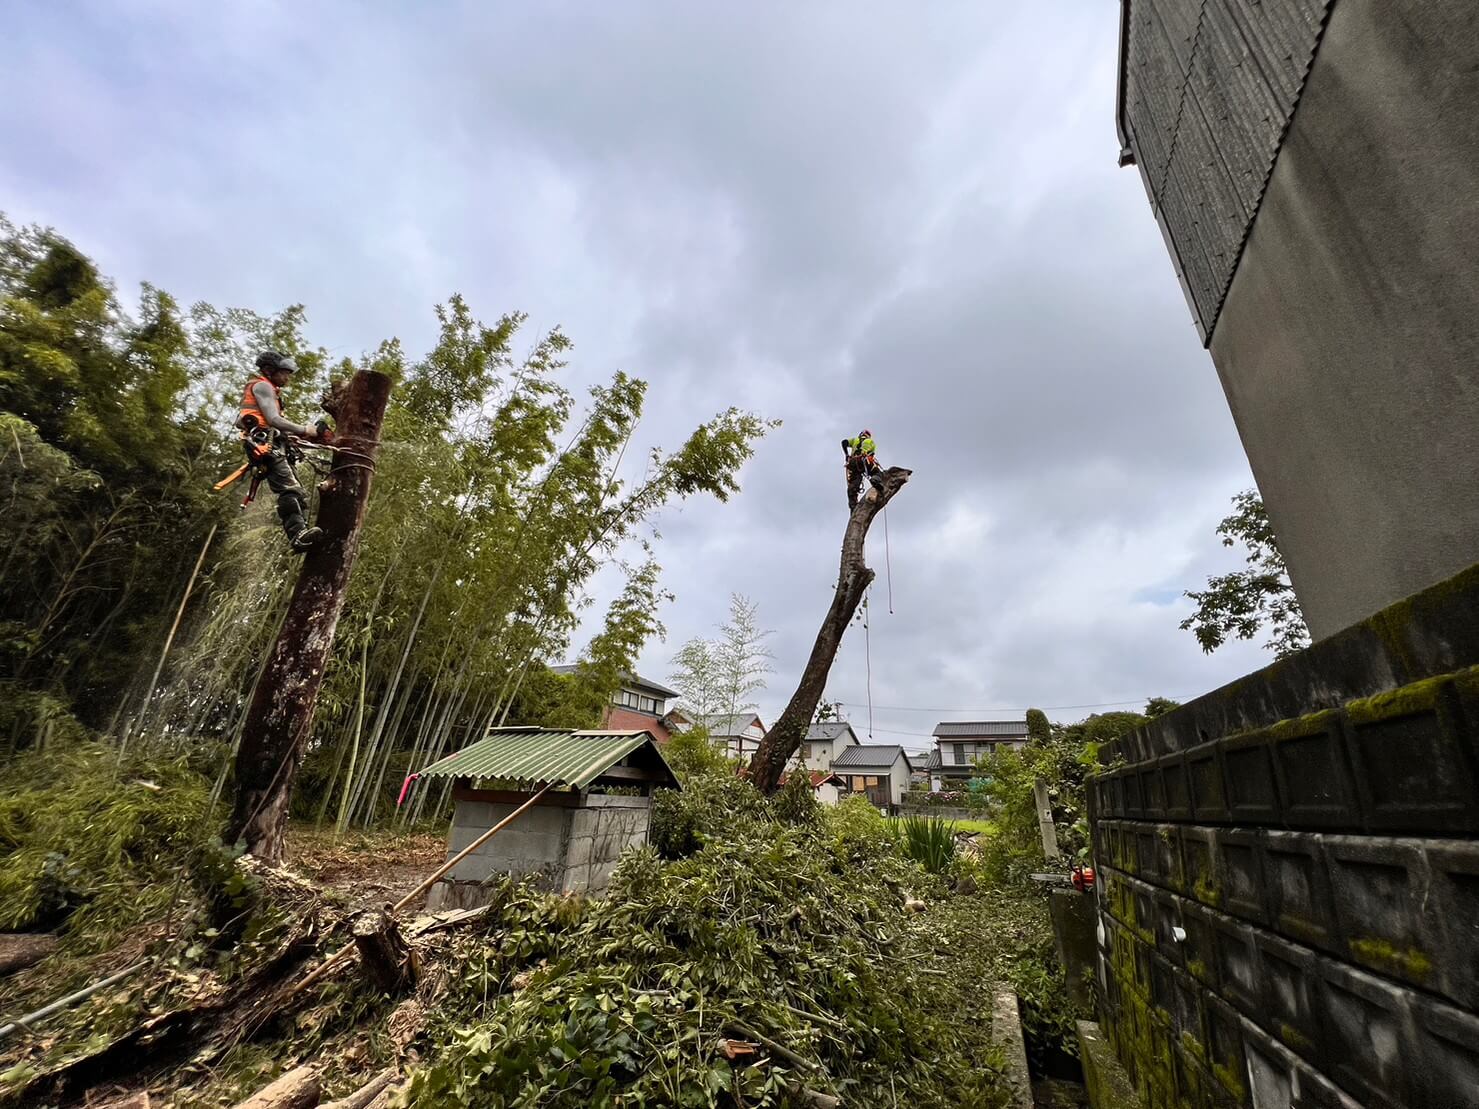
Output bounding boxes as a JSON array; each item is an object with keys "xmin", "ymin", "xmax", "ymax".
[{"xmin": 2, "ymin": 2, "xmax": 1273, "ymax": 753}]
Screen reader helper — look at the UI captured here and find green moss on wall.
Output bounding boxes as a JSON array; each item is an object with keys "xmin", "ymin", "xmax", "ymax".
[
  {"xmin": 1349, "ymin": 937, "xmax": 1433, "ymax": 981},
  {"xmin": 1212, "ymin": 1062, "xmax": 1246, "ymax": 1101},
  {"xmin": 1192, "ymin": 874, "xmax": 1220, "ymax": 908},
  {"xmin": 1278, "ymin": 1022, "xmax": 1314, "ymax": 1052},
  {"xmin": 1265, "ymin": 707, "xmax": 1338, "ymax": 740},
  {"xmin": 1344, "ymin": 674, "xmax": 1446, "ymax": 725}
]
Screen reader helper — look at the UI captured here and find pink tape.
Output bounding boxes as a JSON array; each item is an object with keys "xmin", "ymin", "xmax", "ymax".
[{"xmin": 396, "ymin": 773, "xmax": 420, "ymax": 807}]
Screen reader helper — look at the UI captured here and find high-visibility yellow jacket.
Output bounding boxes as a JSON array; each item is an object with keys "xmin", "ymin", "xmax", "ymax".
[{"xmin": 846, "ymin": 435, "xmax": 876, "ymax": 456}]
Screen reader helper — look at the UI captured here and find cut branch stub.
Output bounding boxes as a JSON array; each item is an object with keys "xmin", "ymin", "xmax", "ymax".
[
  {"xmin": 749, "ymin": 465, "xmax": 911, "ymax": 794},
  {"xmin": 352, "ymin": 908, "xmax": 416, "ymax": 995}
]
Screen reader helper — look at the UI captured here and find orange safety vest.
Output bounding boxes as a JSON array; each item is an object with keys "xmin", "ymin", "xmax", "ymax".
[{"xmin": 238, "ymin": 375, "xmax": 279, "ymax": 433}]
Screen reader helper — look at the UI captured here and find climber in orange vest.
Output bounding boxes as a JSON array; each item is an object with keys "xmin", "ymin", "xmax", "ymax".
[{"xmin": 229, "ymin": 351, "xmax": 333, "ymax": 552}]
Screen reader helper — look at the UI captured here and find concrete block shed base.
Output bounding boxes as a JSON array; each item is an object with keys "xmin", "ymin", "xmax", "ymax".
[{"xmin": 427, "ymin": 791, "xmax": 651, "ymax": 910}]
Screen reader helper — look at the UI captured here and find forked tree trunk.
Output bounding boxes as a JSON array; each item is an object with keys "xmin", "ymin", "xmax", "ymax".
[
  {"xmin": 749, "ymin": 466, "xmax": 911, "ymax": 794},
  {"xmin": 227, "ymin": 369, "xmax": 392, "ymax": 860}
]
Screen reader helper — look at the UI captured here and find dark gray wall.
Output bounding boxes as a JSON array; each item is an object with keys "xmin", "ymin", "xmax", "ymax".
[
  {"xmin": 1119, "ymin": 0, "xmax": 1479, "ymax": 639},
  {"xmin": 1210, "ymin": 0, "xmax": 1479, "ymax": 638},
  {"xmin": 1118, "ymin": 0, "xmax": 1331, "ymax": 340}
]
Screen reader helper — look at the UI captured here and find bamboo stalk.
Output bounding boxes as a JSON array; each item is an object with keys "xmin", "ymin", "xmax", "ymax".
[
  {"xmin": 121, "ymin": 521, "xmax": 218, "ymax": 760},
  {"xmin": 0, "ymin": 961, "xmax": 147, "ymax": 1041}
]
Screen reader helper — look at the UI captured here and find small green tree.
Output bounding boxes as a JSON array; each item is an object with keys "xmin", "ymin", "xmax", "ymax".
[
  {"xmin": 1024, "ymin": 708, "xmax": 1051, "ymax": 742},
  {"xmin": 669, "ymin": 593, "xmax": 773, "ymax": 720},
  {"xmin": 669, "ymin": 638, "xmax": 723, "ymax": 719},
  {"xmin": 1182, "ymin": 490, "xmax": 1310, "ymax": 658}
]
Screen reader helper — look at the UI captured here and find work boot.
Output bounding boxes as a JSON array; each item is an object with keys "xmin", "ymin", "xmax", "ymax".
[{"xmin": 290, "ymin": 526, "xmax": 324, "ymax": 553}]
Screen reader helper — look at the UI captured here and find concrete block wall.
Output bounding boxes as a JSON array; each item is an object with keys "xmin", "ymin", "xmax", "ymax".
[
  {"xmin": 429, "ymin": 793, "xmax": 652, "ymax": 909},
  {"xmin": 1086, "ymin": 565, "xmax": 1479, "ymax": 1108},
  {"xmin": 564, "ymin": 794, "xmax": 650, "ymax": 896}
]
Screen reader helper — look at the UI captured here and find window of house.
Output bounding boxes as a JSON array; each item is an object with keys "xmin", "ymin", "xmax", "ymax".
[
  {"xmin": 952, "ymin": 743, "xmax": 965, "ymax": 764},
  {"xmin": 865, "ymin": 776, "xmax": 880, "ymax": 788},
  {"xmin": 850, "ymin": 776, "xmax": 867, "ymax": 791},
  {"xmin": 638, "ymin": 696, "xmax": 656, "ymax": 713}
]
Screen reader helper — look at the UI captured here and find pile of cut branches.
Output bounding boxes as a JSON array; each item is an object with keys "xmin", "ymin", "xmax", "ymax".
[{"xmin": 399, "ymin": 782, "xmax": 1012, "ymax": 1108}]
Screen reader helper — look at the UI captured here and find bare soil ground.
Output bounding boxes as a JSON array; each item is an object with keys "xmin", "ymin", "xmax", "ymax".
[{"xmin": 283, "ymin": 825, "xmax": 446, "ymax": 913}]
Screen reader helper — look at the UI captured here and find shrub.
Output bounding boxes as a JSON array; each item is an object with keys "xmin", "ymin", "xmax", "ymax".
[
  {"xmin": 977, "ymin": 710, "xmax": 1147, "ymax": 885},
  {"xmin": 895, "ymin": 814, "xmax": 957, "ymax": 873},
  {"xmin": 661, "ymin": 725, "xmax": 728, "ymax": 781}
]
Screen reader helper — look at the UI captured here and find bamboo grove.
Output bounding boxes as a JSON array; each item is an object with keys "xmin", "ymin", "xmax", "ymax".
[{"xmin": 0, "ymin": 217, "xmax": 774, "ymax": 829}]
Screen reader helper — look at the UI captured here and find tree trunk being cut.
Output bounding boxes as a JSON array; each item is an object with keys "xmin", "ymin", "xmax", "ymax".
[
  {"xmin": 227, "ymin": 369, "xmax": 392, "ymax": 861},
  {"xmin": 749, "ymin": 466, "xmax": 911, "ymax": 794}
]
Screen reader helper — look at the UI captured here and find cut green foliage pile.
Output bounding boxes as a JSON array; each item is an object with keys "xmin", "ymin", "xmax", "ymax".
[
  {"xmin": 402, "ymin": 780, "xmax": 1011, "ymax": 1108},
  {"xmin": 0, "ymin": 740, "xmax": 220, "ymax": 945}
]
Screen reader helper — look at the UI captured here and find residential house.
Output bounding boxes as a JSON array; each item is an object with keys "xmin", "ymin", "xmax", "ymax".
[
  {"xmin": 550, "ymin": 666, "xmax": 683, "ymax": 743},
  {"xmin": 928, "ymin": 720, "xmax": 1029, "ymax": 789},
  {"xmin": 689, "ymin": 712, "xmax": 767, "ymax": 761},
  {"xmin": 831, "ymin": 745, "xmax": 913, "ymax": 809},
  {"xmin": 785, "ymin": 721, "xmax": 862, "ymax": 772}
]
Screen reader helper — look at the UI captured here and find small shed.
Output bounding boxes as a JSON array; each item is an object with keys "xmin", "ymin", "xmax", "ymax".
[{"xmin": 414, "ymin": 727, "xmax": 680, "ymax": 909}]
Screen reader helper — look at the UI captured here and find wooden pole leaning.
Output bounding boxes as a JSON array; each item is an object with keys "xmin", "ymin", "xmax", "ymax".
[{"xmin": 289, "ymin": 781, "xmax": 555, "ymax": 996}]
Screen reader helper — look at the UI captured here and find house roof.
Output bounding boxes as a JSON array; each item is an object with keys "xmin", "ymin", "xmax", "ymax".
[
  {"xmin": 691, "ymin": 712, "xmax": 765, "ymax": 737},
  {"xmin": 779, "ymin": 769, "xmax": 845, "ymax": 789},
  {"xmin": 804, "ymin": 721, "xmax": 860, "ymax": 744},
  {"xmin": 832, "ymin": 744, "xmax": 911, "ymax": 771},
  {"xmin": 549, "ymin": 665, "xmax": 681, "ymax": 700},
  {"xmin": 932, "ymin": 720, "xmax": 1028, "ymax": 739},
  {"xmin": 417, "ymin": 727, "xmax": 679, "ymax": 790},
  {"xmin": 923, "ymin": 749, "xmax": 942, "ymax": 770}
]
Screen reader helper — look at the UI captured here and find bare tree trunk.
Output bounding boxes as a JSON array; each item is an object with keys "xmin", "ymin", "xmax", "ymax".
[
  {"xmin": 749, "ymin": 466, "xmax": 911, "ymax": 794},
  {"xmin": 227, "ymin": 369, "xmax": 392, "ymax": 861}
]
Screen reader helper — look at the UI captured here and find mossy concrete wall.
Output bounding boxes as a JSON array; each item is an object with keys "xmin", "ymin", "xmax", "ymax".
[{"xmin": 1088, "ymin": 563, "xmax": 1479, "ymax": 1108}]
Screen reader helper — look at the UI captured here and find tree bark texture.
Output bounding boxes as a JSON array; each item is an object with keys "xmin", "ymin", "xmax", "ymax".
[
  {"xmin": 749, "ymin": 466, "xmax": 911, "ymax": 794},
  {"xmin": 227, "ymin": 369, "xmax": 392, "ymax": 860},
  {"xmin": 0, "ymin": 932, "xmax": 58, "ymax": 977},
  {"xmin": 231, "ymin": 1065, "xmax": 320, "ymax": 1109},
  {"xmin": 351, "ymin": 909, "xmax": 415, "ymax": 995}
]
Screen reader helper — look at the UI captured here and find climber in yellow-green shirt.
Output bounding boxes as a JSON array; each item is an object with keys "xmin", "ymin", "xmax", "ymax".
[{"xmin": 841, "ymin": 428, "xmax": 883, "ymax": 510}]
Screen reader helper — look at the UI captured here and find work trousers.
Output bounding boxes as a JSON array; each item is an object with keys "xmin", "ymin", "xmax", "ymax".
[
  {"xmin": 846, "ymin": 453, "xmax": 881, "ymax": 509},
  {"xmin": 248, "ymin": 442, "xmax": 309, "ymax": 540}
]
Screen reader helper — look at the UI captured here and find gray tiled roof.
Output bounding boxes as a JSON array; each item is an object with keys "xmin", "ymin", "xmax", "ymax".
[
  {"xmin": 692, "ymin": 712, "xmax": 764, "ymax": 737},
  {"xmin": 805, "ymin": 722, "xmax": 859, "ymax": 744},
  {"xmin": 932, "ymin": 720, "xmax": 1028, "ymax": 739},
  {"xmin": 923, "ymin": 749, "xmax": 942, "ymax": 770},
  {"xmin": 832, "ymin": 744, "xmax": 910, "ymax": 770}
]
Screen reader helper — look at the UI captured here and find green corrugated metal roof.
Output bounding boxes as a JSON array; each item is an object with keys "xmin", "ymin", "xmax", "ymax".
[{"xmin": 417, "ymin": 728, "xmax": 674, "ymax": 790}]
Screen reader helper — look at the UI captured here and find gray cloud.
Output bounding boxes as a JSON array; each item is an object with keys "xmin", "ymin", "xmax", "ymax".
[{"xmin": 1, "ymin": 2, "xmax": 1276, "ymax": 753}]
